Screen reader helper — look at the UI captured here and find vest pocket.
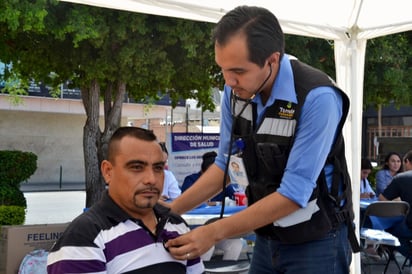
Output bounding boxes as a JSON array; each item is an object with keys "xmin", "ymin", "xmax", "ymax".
[
  {"xmin": 233, "ymin": 116, "xmax": 252, "ymax": 137},
  {"xmin": 256, "ymin": 143, "xmax": 287, "ymax": 177}
]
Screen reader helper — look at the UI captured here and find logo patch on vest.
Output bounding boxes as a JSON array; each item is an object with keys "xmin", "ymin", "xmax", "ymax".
[
  {"xmin": 257, "ymin": 101, "xmax": 297, "ymax": 137},
  {"xmin": 278, "ymin": 102, "xmax": 295, "ymax": 119}
]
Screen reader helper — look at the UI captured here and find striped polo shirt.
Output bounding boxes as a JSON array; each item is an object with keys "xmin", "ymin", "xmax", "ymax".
[{"xmin": 47, "ymin": 191, "xmax": 204, "ymax": 274}]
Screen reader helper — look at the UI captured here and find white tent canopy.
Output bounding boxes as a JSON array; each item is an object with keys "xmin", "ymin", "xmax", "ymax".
[
  {"xmin": 60, "ymin": 0, "xmax": 412, "ymax": 272},
  {"xmin": 62, "ymin": 0, "xmax": 412, "ymax": 40}
]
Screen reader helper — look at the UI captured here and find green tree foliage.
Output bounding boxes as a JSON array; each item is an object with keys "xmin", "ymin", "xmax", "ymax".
[
  {"xmin": 0, "ymin": 150, "xmax": 37, "ymax": 225},
  {"xmin": 0, "ymin": 150, "xmax": 37, "ymax": 186},
  {"xmin": 364, "ymin": 32, "xmax": 412, "ymax": 109},
  {"xmin": 0, "ymin": 1, "xmax": 218, "ymax": 206},
  {"xmin": 0, "ymin": 205, "xmax": 26, "ymax": 225},
  {"xmin": 285, "ymin": 32, "xmax": 412, "ymax": 112},
  {"xmin": 285, "ymin": 35, "xmax": 335, "ymax": 78},
  {"xmin": 0, "ymin": 150, "xmax": 37, "ymax": 207}
]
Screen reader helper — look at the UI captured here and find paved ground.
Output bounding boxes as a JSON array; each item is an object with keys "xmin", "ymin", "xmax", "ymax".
[
  {"xmin": 362, "ymin": 250, "xmax": 411, "ymax": 274},
  {"xmin": 24, "ymin": 191, "xmax": 86, "ymax": 225}
]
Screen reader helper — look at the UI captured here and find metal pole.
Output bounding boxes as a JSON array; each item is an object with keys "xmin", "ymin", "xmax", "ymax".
[
  {"xmin": 171, "ymin": 108, "xmax": 174, "ymax": 133},
  {"xmin": 186, "ymin": 104, "xmax": 189, "ymax": 133},
  {"xmin": 59, "ymin": 165, "xmax": 62, "ymax": 190},
  {"xmin": 201, "ymin": 107, "xmax": 204, "ymax": 133}
]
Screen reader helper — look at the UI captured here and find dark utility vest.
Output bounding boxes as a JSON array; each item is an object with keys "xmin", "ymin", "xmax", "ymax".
[{"xmin": 231, "ymin": 59, "xmax": 360, "ymax": 252}]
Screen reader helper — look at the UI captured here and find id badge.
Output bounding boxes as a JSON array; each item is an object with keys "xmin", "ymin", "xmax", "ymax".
[{"xmin": 229, "ymin": 155, "xmax": 249, "ymax": 188}]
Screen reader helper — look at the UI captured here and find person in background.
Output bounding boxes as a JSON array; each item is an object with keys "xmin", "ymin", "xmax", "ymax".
[
  {"xmin": 182, "ymin": 150, "xmax": 243, "ymax": 261},
  {"xmin": 379, "ymin": 150, "xmax": 412, "ymax": 258},
  {"xmin": 360, "ymin": 158, "xmax": 375, "ymax": 199},
  {"xmin": 159, "ymin": 142, "xmax": 181, "ymax": 201},
  {"xmin": 181, "ymin": 151, "xmax": 237, "ymax": 205},
  {"xmin": 359, "ymin": 158, "xmax": 378, "ymax": 257},
  {"xmin": 47, "ymin": 127, "xmax": 204, "ymax": 274},
  {"xmin": 375, "ymin": 152, "xmax": 402, "ymax": 196},
  {"xmin": 165, "ymin": 6, "xmax": 357, "ymax": 273}
]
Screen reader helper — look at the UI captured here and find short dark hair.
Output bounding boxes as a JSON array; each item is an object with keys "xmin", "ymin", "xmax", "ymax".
[
  {"xmin": 212, "ymin": 5, "xmax": 284, "ymax": 67},
  {"xmin": 108, "ymin": 127, "xmax": 157, "ymax": 161},
  {"xmin": 361, "ymin": 158, "xmax": 372, "ymax": 170},
  {"xmin": 159, "ymin": 142, "xmax": 168, "ymax": 155},
  {"xmin": 201, "ymin": 151, "xmax": 217, "ymax": 172},
  {"xmin": 404, "ymin": 150, "xmax": 412, "ymax": 163}
]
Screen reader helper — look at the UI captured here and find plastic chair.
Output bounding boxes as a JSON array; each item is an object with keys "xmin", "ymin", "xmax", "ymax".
[{"xmin": 360, "ymin": 201, "xmax": 410, "ymax": 274}]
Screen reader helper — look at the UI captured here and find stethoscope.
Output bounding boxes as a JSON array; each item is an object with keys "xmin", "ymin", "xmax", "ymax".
[{"xmin": 218, "ymin": 62, "xmax": 273, "ymax": 218}]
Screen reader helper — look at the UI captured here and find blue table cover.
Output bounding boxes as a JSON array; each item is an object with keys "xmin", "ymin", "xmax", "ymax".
[
  {"xmin": 186, "ymin": 205, "xmax": 246, "ymax": 215},
  {"xmin": 360, "ymin": 197, "xmax": 378, "ymax": 209}
]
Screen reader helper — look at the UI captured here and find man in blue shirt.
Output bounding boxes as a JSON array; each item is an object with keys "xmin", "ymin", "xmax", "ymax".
[
  {"xmin": 159, "ymin": 142, "xmax": 181, "ymax": 201},
  {"xmin": 165, "ymin": 6, "xmax": 354, "ymax": 274},
  {"xmin": 181, "ymin": 151, "xmax": 237, "ymax": 204}
]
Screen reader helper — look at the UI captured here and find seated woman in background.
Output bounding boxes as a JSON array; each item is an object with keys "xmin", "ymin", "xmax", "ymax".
[{"xmin": 375, "ymin": 152, "xmax": 402, "ymax": 196}]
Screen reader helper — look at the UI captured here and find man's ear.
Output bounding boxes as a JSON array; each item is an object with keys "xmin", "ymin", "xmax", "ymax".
[
  {"xmin": 101, "ymin": 160, "xmax": 113, "ymax": 184},
  {"xmin": 268, "ymin": 52, "xmax": 280, "ymax": 66}
]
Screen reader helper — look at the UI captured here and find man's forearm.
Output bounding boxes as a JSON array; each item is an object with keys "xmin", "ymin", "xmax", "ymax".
[{"xmin": 171, "ymin": 164, "xmax": 225, "ymax": 214}]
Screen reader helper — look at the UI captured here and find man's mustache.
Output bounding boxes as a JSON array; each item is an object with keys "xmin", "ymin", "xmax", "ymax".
[{"xmin": 136, "ymin": 187, "xmax": 161, "ymax": 195}]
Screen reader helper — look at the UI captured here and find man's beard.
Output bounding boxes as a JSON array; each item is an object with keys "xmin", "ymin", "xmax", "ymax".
[{"xmin": 133, "ymin": 186, "xmax": 160, "ymax": 209}]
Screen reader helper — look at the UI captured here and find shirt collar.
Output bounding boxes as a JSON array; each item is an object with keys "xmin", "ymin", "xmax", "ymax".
[{"xmin": 252, "ymin": 54, "xmax": 298, "ymax": 106}]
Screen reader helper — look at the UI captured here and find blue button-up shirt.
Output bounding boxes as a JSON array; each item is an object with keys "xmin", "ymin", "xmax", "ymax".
[{"xmin": 215, "ymin": 55, "xmax": 343, "ymax": 208}]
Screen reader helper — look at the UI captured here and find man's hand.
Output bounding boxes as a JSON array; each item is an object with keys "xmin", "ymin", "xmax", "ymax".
[
  {"xmin": 164, "ymin": 224, "xmax": 217, "ymax": 260},
  {"xmin": 160, "ymin": 195, "xmax": 170, "ymax": 201},
  {"xmin": 360, "ymin": 192, "xmax": 375, "ymax": 199},
  {"xmin": 157, "ymin": 199, "xmax": 172, "ymax": 208}
]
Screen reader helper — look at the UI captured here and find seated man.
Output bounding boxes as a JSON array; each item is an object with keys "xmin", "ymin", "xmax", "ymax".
[
  {"xmin": 182, "ymin": 151, "xmax": 238, "ymax": 205},
  {"xmin": 379, "ymin": 149, "xmax": 412, "ymax": 258},
  {"xmin": 182, "ymin": 151, "xmax": 244, "ymax": 261},
  {"xmin": 47, "ymin": 127, "xmax": 204, "ymax": 274},
  {"xmin": 159, "ymin": 142, "xmax": 181, "ymax": 201}
]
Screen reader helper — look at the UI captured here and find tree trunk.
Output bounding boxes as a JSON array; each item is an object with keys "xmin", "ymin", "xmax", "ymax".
[
  {"xmin": 81, "ymin": 80, "xmax": 105, "ymax": 208},
  {"xmin": 377, "ymin": 103, "xmax": 383, "ymax": 163},
  {"xmin": 377, "ymin": 103, "xmax": 382, "ymax": 137},
  {"xmin": 99, "ymin": 82, "xmax": 125, "ymax": 163},
  {"xmin": 81, "ymin": 80, "xmax": 126, "ymax": 208}
]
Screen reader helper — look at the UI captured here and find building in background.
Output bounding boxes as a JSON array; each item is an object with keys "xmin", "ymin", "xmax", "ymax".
[
  {"xmin": 363, "ymin": 104, "xmax": 412, "ymax": 164},
  {"xmin": 1, "ymin": 84, "xmax": 411, "ymax": 185}
]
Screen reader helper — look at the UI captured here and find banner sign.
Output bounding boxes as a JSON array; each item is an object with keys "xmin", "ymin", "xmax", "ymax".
[
  {"xmin": 171, "ymin": 133, "xmax": 220, "ymax": 152},
  {"xmin": 167, "ymin": 133, "xmax": 219, "ymax": 185}
]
